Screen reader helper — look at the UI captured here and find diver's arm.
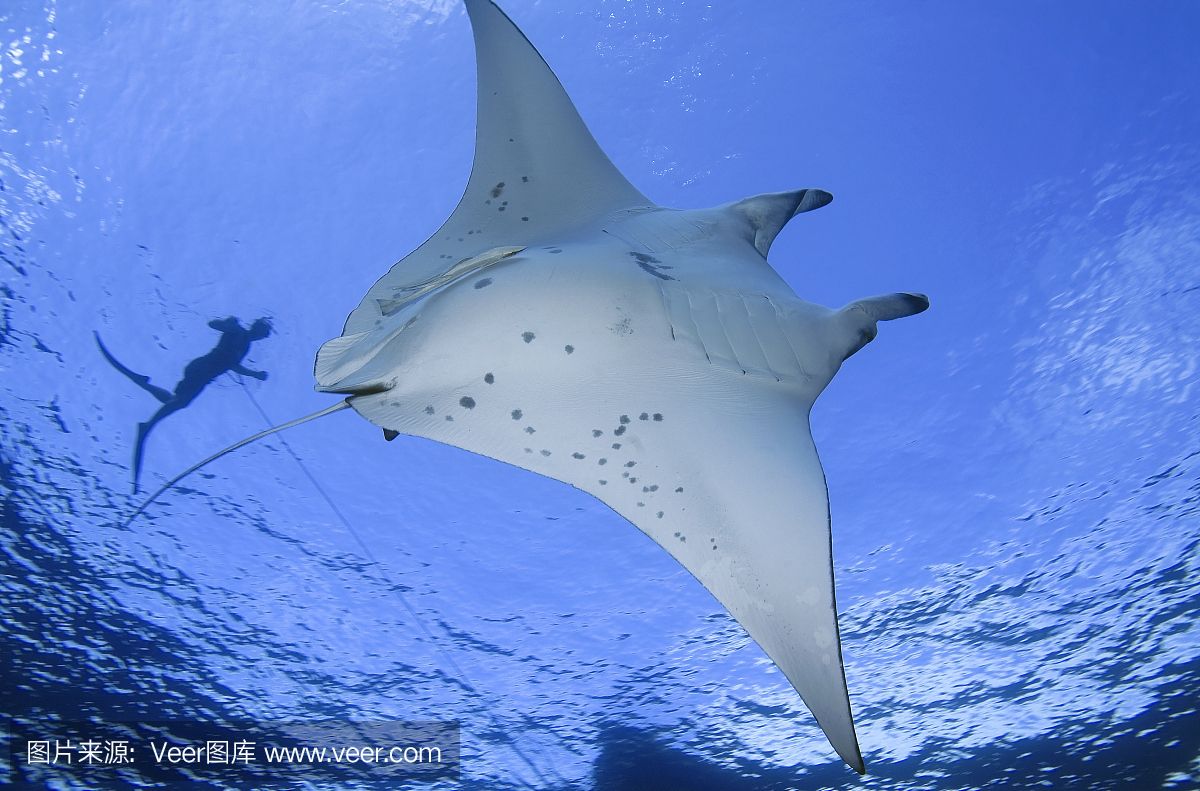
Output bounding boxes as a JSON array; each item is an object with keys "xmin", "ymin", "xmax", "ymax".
[{"xmin": 233, "ymin": 363, "xmax": 268, "ymax": 380}]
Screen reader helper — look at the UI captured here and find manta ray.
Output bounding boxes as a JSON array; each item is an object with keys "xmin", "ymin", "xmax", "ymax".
[{"xmin": 130, "ymin": 0, "xmax": 929, "ymax": 773}]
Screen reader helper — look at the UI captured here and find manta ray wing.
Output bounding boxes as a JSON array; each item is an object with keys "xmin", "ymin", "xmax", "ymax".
[
  {"xmin": 345, "ymin": 304, "xmax": 865, "ymax": 769},
  {"xmin": 342, "ymin": 0, "xmax": 651, "ymax": 337}
]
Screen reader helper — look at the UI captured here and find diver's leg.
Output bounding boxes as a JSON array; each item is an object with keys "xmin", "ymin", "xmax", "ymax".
[{"xmin": 95, "ymin": 331, "xmax": 173, "ymax": 403}]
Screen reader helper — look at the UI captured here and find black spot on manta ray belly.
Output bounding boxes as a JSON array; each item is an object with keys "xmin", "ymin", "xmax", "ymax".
[
  {"xmin": 564, "ymin": 345, "xmax": 574, "ymax": 354},
  {"xmin": 511, "ymin": 409, "xmax": 523, "ymax": 420},
  {"xmin": 484, "ymin": 373, "xmax": 494, "ymax": 384},
  {"xmin": 460, "ymin": 396, "xmax": 476, "ymax": 409},
  {"xmin": 522, "ymin": 331, "xmax": 536, "ymax": 343},
  {"xmin": 474, "ymin": 278, "xmax": 493, "ymax": 289}
]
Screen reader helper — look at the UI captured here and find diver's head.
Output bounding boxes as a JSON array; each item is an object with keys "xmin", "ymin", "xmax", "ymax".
[
  {"xmin": 249, "ymin": 317, "xmax": 273, "ymax": 340},
  {"xmin": 209, "ymin": 316, "xmax": 241, "ymax": 332}
]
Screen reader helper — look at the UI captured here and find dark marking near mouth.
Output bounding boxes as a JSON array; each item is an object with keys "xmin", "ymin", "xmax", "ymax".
[
  {"xmin": 460, "ymin": 396, "xmax": 476, "ymax": 409},
  {"xmin": 511, "ymin": 409, "xmax": 523, "ymax": 420},
  {"xmin": 564, "ymin": 345, "xmax": 574, "ymax": 354},
  {"xmin": 522, "ymin": 331, "xmax": 536, "ymax": 343},
  {"xmin": 484, "ymin": 373, "xmax": 494, "ymax": 384},
  {"xmin": 474, "ymin": 277, "xmax": 493, "ymax": 289},
  {"xmin": 630, "ymin": 251, "xmax": 676, "ymax": 281}
]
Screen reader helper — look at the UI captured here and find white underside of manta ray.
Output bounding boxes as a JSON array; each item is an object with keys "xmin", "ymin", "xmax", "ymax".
[{"xmin": 131, "ymin": 0, "xmax": 929, "ymax": 774}]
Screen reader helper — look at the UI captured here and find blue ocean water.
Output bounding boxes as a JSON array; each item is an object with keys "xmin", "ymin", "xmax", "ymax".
[{"xmin": 3, "ymin": 0, "xmax": 1199, "ymax": 788}]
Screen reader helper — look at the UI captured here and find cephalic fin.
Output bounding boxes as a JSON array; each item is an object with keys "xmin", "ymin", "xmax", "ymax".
[
  {"xmin": 839, "ymin": 292, "xmax": 930, "ymax": 360},
  {"xmin": 727, "ymin": 189, "xmax": 834, "ymax": 257}
]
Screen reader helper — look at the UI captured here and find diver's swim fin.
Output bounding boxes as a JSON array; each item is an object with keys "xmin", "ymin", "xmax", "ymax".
[{"xmin": 94, "ymin": 331, "xmax": 173, "ymax": 403}]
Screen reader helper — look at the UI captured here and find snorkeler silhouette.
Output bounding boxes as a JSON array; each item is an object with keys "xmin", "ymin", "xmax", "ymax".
[{"xmin": 95, "ymin": 317, "xmax": 273, "ymax": 494}]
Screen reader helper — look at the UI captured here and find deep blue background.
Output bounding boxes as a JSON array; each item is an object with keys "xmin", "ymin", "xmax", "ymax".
[{"xmin": 3, "ymin": 1, "xmax": 1199, "ymax": 788}]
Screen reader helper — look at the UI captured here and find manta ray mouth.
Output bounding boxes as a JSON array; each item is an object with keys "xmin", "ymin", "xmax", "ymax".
[{"xmin": 314, "ymin": 379, "xmax": 395, "ymax": 396}]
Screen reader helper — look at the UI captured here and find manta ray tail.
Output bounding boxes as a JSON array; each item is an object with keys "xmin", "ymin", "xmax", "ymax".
[{"xmin": 121, "ymin": 399, "xmax": 352, "ymax": 527}]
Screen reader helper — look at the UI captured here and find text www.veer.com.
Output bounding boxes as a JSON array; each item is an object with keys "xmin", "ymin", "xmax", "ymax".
[{"xmin": 260, "ymin": 744, "xmax": 442, "ymax": 765}]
